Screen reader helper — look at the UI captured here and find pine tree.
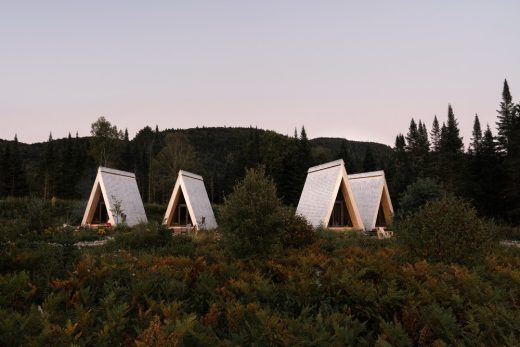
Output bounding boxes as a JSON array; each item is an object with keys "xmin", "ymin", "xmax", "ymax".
[
  {"xmin": 120, "ymin": 128, "xmax": 134, "ymax": 171},
  {"xmin": 438, "ymin": 105, "xmax": 465, "ymax": 192},
  {"xmin": 471, "ymin": 125, "xmax": 504, "ymax": 217},
  {"xmin": 405, "ymin": 118, "xmax": 429, "ymax": 177},
  {"xmin": 440, "ymin": 104, "xmax": 464, "ymax": 154},
  {"xmin": 496, "ymin": 79, "xmax": 516, "ymax": 154},
  {"xmin": 388, "ymin": 134, "xmax": 411, "ymax": 197},
  {"xmin": 405, "ymin": 118, "xmax": 419, "ymax": 153},
  {"xmin": 481, "ymin": 125, "xmax": 495, "ymax": 154},
  {"xmin": 469, "ymin": 115, "xmax": 483, "ymax": 154},
  {"xmin": 298, "ymin": 126, "xmax": 311, "ymax": 169},
  {"xmin": 417, "ymin": 121, "xmax": 430, "ymax": 155},
  {"xmin": 430, "ymin": 116, "xmax": 441, "ymax": 152}
]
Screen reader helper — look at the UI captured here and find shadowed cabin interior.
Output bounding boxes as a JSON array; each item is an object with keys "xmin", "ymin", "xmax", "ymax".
[
  {"xmin": 92, "ymin": 198, "xmax": 109, "ymax": 225},
  {"xmin": 328, "ymin": 189, "xmax": 353, "ymax": 227},
  {"xmin": 375, "ymin": 200, "xmax": 387, "ymax": 228},
  {"xmin": 169, "ymin": 192, "xmax": 193, "ymax": 227}
]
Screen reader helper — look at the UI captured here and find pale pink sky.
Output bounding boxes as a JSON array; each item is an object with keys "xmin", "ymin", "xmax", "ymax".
[{"xmin": 1, "ymin": 1, "xmax": 519, "ymax": 146}]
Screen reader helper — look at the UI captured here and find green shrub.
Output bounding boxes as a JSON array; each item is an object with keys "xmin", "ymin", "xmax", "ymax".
[
  {"xmin": 218, "ymin": 168, "xmax": 284, "ymax": 259},
  {"xmin": 398, "ymin": 178, "xmax": 449, "ymax": 218},
  {"xmin": 397, "ymin": 196, "xmax": 496, "ymax": 265},
  {"xmin": 281, "ymin": 209, "xmax": 316, "ymax": 249},
  {"xmin": 26, "ymin": 199, "xmax": 52, "ymax": 232}
]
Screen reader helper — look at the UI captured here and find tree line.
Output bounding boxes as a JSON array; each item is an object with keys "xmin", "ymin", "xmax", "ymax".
[
  {"xmin": 388, "ymin": 79, "xmax": 520, "ymax": 223},
  {"xmin": 0, "ymin": 120, "xmax": 390, "ymax": 206},
  {"xmin": 3, "ymin": 79, "xmax": 516, "ymax": 222}
]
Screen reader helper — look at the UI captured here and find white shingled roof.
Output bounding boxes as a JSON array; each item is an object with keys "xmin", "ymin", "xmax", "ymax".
[
  {"xmin": 164, "ymin": 170, "xmax": 218, "ymax": 230},
  {"xmin": 348, "ymin": 170, "xmax": 394, "ymax": 231},
  {"xmin": 295, "ymin": 160, "xmax": 363, "ymax": 229},
  {"xmin": 82, "ymin": 167, "xmax": 148, "ymax": 227}
]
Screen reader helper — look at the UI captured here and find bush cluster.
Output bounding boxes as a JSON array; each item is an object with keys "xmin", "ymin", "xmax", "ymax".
[
  {"xmin": 398, "ymin": 196, "xmax": 496, "ymax": 265},
  {"xmin": 397, "ymin": 178, "xmax": 448, "ymax": 217},
  {"xmin": 218, "ymin": 168, "xmax": 285, "ymax": 259}
]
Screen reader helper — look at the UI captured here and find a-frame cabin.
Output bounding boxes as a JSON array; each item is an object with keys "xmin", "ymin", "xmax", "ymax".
[
  {"xmin": 295, "ymin": 160, "xmax": 364, "ymax": 230},
  {"xmin": 348, "ymin": 170, "xmax": 394, "ymax": 231},
  {"xmin": 163, "ymin": 170, "xmax": 218, "ymax": 231},
  {"xmin": 81, "ymin": 167, "xmax": 148, "ymax": 227}
]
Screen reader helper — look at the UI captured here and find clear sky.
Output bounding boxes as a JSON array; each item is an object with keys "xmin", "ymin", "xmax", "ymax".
[{"xmin": 1, "ymin": 1, "xmax": 519, "ymax": 146}]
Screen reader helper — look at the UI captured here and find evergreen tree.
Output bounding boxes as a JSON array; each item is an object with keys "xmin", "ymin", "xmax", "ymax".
[
  {"xmin": 417, "ymin": 121, "xmax": 430, "ymax": 155},
  {"xmin": 439, "ymin": 105, "xmax": 464, "ymax": 154},
  {"xmin": 405, "ymin": 118, "xmax": 429, "ymax": 177},
  {"xmin": 297, "ymin": 126, "xmax": 311, "ymax": 180},
  {"xmin": 470, "ymin": 125, "xmax": 504, "ymax": 217},
  {"xmin": 362, "ymin": 146, "xmax": 377, "ymax": 171},
  {"xmin": 496, "ymin": 79, "xmax": 516, "ymax": 154},
  {"xmin": 405, "ymin": 118, "xmax": 419, "ymax": 153},
  {"xmin": 120, "ymin": 128, "xmax": 134, "ymax": 171},
  {"xmin": 438, "ymin": 105, "xmax": 465, "ymax": 192},
  {"xmin": 469, "ymin": 115, "xmax": 483, "ymax": 154},
  {"xmin": 430, "ymin": 116, "xmax": 441, "ymax": 152},
  {"xmin": 389, "ymin": 134, "xmax": 411, "ymax": 198}
]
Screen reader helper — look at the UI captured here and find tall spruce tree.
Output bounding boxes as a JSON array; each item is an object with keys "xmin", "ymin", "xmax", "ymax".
[
  {"xmin": 430, "ymin": 116, "xmax": 441, "ymax": 152},
  {"xmin": 438, "ymin": 105, "xmax": 465, "ymax": 192},
  {"xmin": 469, "ymin": 115, "xmax": 483, "ymax": 154},
  {"xmin": 405, "ymin": 118, "xmax": 419, "ymax": 153},
  {"xmin": 474, "ymin": 125, "xmax": 504, "ymax": 217},
  {"xmin": 120, "ymin": 128, "xmax": 134, "ymax": 171},
  {"xmin": 389, "ymin": 134, "xmax": 411, "ymax": 198},
  {"xmin": 440, "ymin": 105, "xmax": 464, "ymax": 154},
  {"xmin": 417, "ymin": 121, "xmax": 430, "ymax": 155},
  {"xmin": 496, "ymin": 79, "xmax": 516, "ymax": 155}
]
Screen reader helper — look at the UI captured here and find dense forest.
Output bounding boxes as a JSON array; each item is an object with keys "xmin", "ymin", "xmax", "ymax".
[
  {"xmin": 1, "ymin": 79, "xmax": 520, "ymax": 223},
  {"xmin": 0, "ymin": 123, "xmax": 391, "ymax": 206}
]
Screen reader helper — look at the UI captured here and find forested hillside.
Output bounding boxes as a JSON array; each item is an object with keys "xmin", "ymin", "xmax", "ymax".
[{"xmin": 0, "ymin": 126, "xmax": 391, "ymax": 206}]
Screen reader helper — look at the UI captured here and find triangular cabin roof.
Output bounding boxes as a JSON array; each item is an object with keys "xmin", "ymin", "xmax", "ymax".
[
  {"xmin": 295, "ymin": 160, "xmax": 363, "ymax": 229},
  {"xmin": 163, "ymin": 170, "xmax": 218, "ymax": 230},
  {"xmin": 348, "ymin": 170, "xmax": 394, "ymax": 231},
  {"xmin": 82, "ymin": 167, "xmax": 148, "ymax": 227}
]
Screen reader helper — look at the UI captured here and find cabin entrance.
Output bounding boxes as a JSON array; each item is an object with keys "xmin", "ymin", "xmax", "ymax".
[
  {"xmin": 328, "ymin": 189, "xmax": 353, "ymax": 227},
  {"xmin": 375, "ymin": 203, "xmax": 387, "ymax": 228},
  {"xmin": 91, "ymin": 199, "xmax": 109, "ymax": 225},
  {"xmin": 171, "ymin": 193, "xmax": 193, "ymax": 226}
]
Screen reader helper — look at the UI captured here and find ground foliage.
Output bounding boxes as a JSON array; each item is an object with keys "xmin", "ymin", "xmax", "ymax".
[{"xmin": 1, "ymin": 223, "xmax": 519, "ymax": 346}]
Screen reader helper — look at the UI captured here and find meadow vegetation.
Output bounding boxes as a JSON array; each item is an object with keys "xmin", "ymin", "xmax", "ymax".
[{"xmin": 1, "ymin": 170, "xmax": 520, "ymax": 346}]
